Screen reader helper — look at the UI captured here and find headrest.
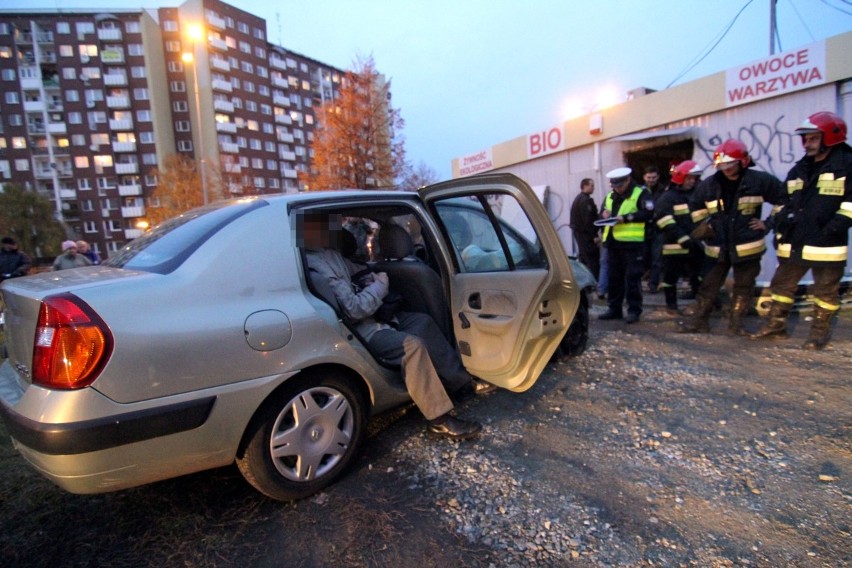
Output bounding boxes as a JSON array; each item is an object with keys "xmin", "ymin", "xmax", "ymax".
[
  {"xmin": 378, "ymin": 225, "xmax": 413, "ymax": 260},
  {"xmin": 339, "ymin": 228, "xmax": 358, "ymax": 259}
]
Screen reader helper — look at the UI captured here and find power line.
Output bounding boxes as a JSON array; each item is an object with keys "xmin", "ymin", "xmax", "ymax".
[
  {"xmin": 819, "ymin": 0, "xmax": 852, "ymax": 16},
  {"xmin": 666, "ymin": 0, "xmax": 754, "ymax": 88},
  {"xmin": 786, "ymin": 0, "xmax": 816, "ymax": 42}
]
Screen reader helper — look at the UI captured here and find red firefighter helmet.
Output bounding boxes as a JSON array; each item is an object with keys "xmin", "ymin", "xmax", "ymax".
[
  {"xmin": 713, "ymin": 139, "xmax": 749, "ymax": 169},
  {"xmin": 794, "ymin": 111, "xmax": 847, "ymax": 147},
  {"xmin": 670, "ymin": 160, "xmax": 702, "ymax": 185}
]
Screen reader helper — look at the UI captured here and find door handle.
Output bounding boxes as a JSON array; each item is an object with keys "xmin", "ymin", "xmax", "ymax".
[
  {"xmin": 468, "ymin": 292, "xmax": 481, "ymax": 310},
  {"xmin": 458, "ymin": 311, "xmax": 471, "ymax": 329}
]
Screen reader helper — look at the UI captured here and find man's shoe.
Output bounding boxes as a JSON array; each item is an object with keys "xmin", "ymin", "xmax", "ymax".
[
  {"xmin": 625, "ymin": 313, "xmax": 640, "ymax": 324},
  {"xmin": 428, "ymin": 414, "xmax": 482, "ymax": 440},
  {"xmin": 598, "ymin": 310, "xmax": 623, "ymax": 321},
  {"xmin": 472, "ymin": 378, "xmax": 497, "ymax": 395}
]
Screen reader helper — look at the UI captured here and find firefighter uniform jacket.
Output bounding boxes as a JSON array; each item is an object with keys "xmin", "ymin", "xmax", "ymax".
[
  {"xmin": 689, "ymin": 169, "xmax": 786, "ymax": 264},
  {"xmin": 602, "ymin": 185, "xmax": 654, "ymax": 247},
  {"xmin": 775, "ymin": 143, "xmax": 852, "ymax": 267},
  {"xmin": 654, "ymin": 185, "xmax": 696, "ymax": 255}
]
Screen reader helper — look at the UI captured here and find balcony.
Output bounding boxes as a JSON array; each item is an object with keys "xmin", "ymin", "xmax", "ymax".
[
  {"xmin": 271, "ymin": 76, "xmax": 288, "ymax": 89},
  {"xmin": 115, "ymin": 163, "xmax": 139, "ymax": 174},
  {"xmin": 275, "ymin": 114, "xmax": 292, "ymax": 125},
  {"xmin": 110, "ymin": 118, "xmax": 134, "ymax": 130},
  {"xmin": 98, "ymin": 28, "xmax": 122, "ymax": 41},
  {"xmin": 213, "ymin": 99, "xmax": 234, "ymax": 113},
  {"xmin": 100, "ymin": 49, "xmax": 125, "ymax": 64},
  {"xmin": 112, "ymin": 141, "xmax": 136, "ymax": 153},
  {"xmin": 280, "ymin": 151, "xmax": 296, "ymax": 161},
  {"xmin": 209, "ymin": 37, "xmax": 227, "ymax": 52},
  {"xmin": 47, "ymin": 122, "xmax": 67, "ymax": 135},
  {"xmin": 24, "ymin": 100, "xmax": 46, "ymax": 113},
  {"xmin": 273, "ymin": 95, "xmax": 290, "ymax": 107},
  {"xmin": 210, "ymin": 57, "xmax": 230, "ymax": 72},
  {"xmin": 106, "ymin": 95, "xmax": 130, "ymax": 108},
  {"xmin": 278, "ymin": 132, "xmax": 294, "ymax": 143},
  {"xmin": 124, "ymin": 228, "xmax": 144, "ymax": 240},
  {"xmin": 21, "ymin": 77, "xmax": 41, "ymax": 90},
  {"xmin": 121, "ymin": 205, "xmax": 145, "ymax": 218},
  {"xmin": 104, "ymin": 73, "xmax": 127, "ymax": 86},
  {"xmin": 118, "ymin": 183, "xmax": 142, "ymax": 196},
  {"xmin": 270, "ymin": 57, "xmax": 287, "ymax": 70},
  {"xmin": 283, "ymin": 168, "xmax": 298, "ymax": 179},
  {"xmin": 220, "ymin": 142, "xmax": 239, "ymax": 154},
  {"xmin": 206, "ymin": 13, "xmax": 226, "ymax": 30},
  {"xmin": 211, "ymin": 79, "xmax": 233, "ymax": 93},
  {"xmin": 215, "ymin": 121, "xmax": 237, "ymax": 134},
  {"xmin": 59, "ymin": 189, "xmax": 77, "ymax": 199}
]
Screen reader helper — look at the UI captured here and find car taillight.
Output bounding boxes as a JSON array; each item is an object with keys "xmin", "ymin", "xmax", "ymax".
[{"xmin": 32, "ymin": 293, "xmax": 113, "ymax": 389}]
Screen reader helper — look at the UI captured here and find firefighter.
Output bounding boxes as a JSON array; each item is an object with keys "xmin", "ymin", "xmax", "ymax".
[
  {"xmin": 751, "ymin": 111, "xmax": 852, "ymax": 349},
  {"xmin": 679, "ymin": 139, "xmax": 786, "ymax": 335},
  {"xmin": 653, "ymin": 160, "xmax": 705, "ymax": 314},
  {"xmin": 598, "ymin": 167, "xmax": 655, "ymax": 323}
]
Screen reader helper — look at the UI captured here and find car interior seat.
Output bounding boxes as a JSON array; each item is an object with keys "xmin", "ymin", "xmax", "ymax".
[{"xmin": 373, "ymin": 224, "xmax": 453, "ymax": 340}]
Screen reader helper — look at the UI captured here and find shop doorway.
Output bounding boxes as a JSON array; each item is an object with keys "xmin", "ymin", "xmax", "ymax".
[{"xmin": 624, "ymin": 138, "xmax": 695, "ymax": 187}]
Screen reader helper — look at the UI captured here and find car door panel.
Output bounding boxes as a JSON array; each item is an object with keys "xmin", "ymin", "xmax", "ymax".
[{"xmin": 419, "ymin": 174, "xmax": 579, "ymax": 392}]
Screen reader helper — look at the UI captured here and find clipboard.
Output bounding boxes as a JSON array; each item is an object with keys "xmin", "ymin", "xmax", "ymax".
[{"xmin": 593, "ymin": 218, "xmax": 619, "ymax": 227}]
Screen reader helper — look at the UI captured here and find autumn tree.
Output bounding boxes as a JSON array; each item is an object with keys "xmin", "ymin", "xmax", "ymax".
[
  {"xmin": 398, "ymin": 160, "xmax": 440, "ymax": 192},
  {"xmin": 0, "ymin": 183, "xmax": 65, "ymax": 258},
  {"xmin": 304, "ymin": 55, "xmax": 406, "ymax": 190},
  {"xmin": 147, "ymin": 154, "xmax": 222, "ymax": 226}
]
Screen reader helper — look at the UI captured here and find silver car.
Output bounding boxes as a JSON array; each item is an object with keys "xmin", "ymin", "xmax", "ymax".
[{"xmin": 0, "ymin": 173, "xmax": 592, "ymax": 501}]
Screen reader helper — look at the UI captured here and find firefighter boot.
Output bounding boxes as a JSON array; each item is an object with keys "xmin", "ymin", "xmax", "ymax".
[
  {"xmin": 663, "ymin": 287, "xmax": 679, "ymax": 316},
  {"xmin": 727, "ymin": 295, "xmax": 750, "ymax": 336},
  {"xmin": 750, "ymin": 301, "xmax": 791, "ymax": 340},
  {"xmin": 802, "ymin": 306, "xmax": 834, "ymax": 351},
  {"xmin": 678, "ymin": 296, "xmax": 713, "ymax": 333}
]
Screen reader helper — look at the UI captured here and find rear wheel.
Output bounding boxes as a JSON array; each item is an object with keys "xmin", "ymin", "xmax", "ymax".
[
  {"xmin": 236, "ymin": 371, "xmax": 367, "ymax": 501},
  {"xmin": 554, "ymin": 293, "xmax": 589, "ymax": 359}
]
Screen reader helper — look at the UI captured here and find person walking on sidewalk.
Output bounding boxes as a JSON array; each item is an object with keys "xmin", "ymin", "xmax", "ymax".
[
  {"xmin": 751, "ymin": 111, "xmax": 852, "ymax": 350},
  {"xmin": 679, "ymin": 140, "xmax": 786, "ymax": 335},
  {"xmin": 653, "ymin": 160, "xmax": 704, "ymax": 315},
  {"xmin": 598, "ymin": 167, "xmax": 654, "ymax": 324}
]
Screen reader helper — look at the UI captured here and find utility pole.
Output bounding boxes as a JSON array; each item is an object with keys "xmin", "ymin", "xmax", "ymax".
[{"xmin": 769, "ymin": 0, "xmax": 777, "ymax": 54}]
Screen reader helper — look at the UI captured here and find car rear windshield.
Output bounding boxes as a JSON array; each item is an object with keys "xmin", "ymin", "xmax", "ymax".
[{"xmin": 105, "ymin": 199, "xmax": 268, "ymax": 274}]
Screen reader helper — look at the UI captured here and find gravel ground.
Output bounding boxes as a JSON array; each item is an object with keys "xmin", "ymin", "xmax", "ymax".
[{"xmin": 1, "ymin": 301, "xmax": 849, "ymax": 567}]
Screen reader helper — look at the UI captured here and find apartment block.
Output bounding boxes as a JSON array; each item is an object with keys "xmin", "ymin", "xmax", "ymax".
[{"xmin": 0, "ymin": 0, "xmax": 344, "ymax": 259}]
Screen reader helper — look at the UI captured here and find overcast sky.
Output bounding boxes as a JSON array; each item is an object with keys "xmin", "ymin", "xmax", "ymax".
[{"xmin": 5, "ymin": 0, "xmax": 852, "ymax": 178}]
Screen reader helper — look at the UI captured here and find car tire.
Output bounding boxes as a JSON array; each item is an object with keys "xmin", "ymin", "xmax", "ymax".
[
  {"xmin": 554, "ymin": 293, "xmax": 589, "ymax": 359},
  {"xmin": 236, "ymin": 370, "xmax": 367, "ymax": 501}
]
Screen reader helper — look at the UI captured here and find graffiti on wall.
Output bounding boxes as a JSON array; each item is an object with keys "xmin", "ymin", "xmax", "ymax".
[{"xmin": 695, "ymin": 115, "xmax": 799, "ymax": 179}]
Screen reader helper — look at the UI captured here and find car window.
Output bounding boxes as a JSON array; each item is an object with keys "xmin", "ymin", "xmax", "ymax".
[
  {"xmin": 106, "ymin": 199, "xmax": 268, "ymax": 274},
  {"xmin": 434, "ymin": 195, "xmax": 546, "ymax": 273}
]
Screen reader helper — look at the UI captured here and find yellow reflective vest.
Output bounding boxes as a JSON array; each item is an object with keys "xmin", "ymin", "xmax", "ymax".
[{"xmin": 603, "ymin": 187, "xmax": 646, "ymax": 242}]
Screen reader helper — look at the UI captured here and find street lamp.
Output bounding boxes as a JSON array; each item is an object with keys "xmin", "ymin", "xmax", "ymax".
[{"xmin": 183, "ymin": 24, "xmax": 208, "ymax": 205}]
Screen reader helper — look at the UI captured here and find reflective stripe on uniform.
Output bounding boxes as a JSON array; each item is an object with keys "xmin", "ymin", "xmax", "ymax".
[
  {"xmin": 673, "ymin": 203, "xmax": 690, "ymax": 215},
  {"xmin": 691, "ymin": 209, "xmax": 709, "ymax": 223},
  {"xmin": 656, "ymin": 214, "xmax": 675, "ymax": 229},
  {"xmin": 771, "ymin": 293, "xmax": 795, "ymax": 304},
  {"xmin": 814, "ymin": 298, "xmax": 841, "ymax": 311},
  {"xmin": 662, "ymin": 244, "xmax": 689, "ymax": 255},
  {"xmin": 706, "ymin": 200, "xmax": 720, "ymax": 214},
  {"xmin": 839, "ymin": 201, "xmax": 852, "ymax": 220},
  {"xmin": 703, "ymin": 244, "xmax": 720, "ymax": 258},
  {"xmin": 735, "ymin": 239, "xmax": 766, "ymax": 257},
  {"xmin": 777, "ymin": 243, "xmax": 791, "ymax": 258},
  {"xmin": 787, "ymin": 179, "xmax": 803, "ymax": 194},
  {"xmin": 801, "ymin": 245, "xmax": 848, "ymax": 262}
]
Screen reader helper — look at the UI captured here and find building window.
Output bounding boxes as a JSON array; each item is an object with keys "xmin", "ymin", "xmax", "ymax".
[
  {"xmin": 168, "ymin": 61, "xmax": 184, "ymax": 72},
  {"xmin": 59, "ymin": 45, "xmax": 73, "ymax": 57},
  {"xmin": 162, "ymin": 20, "xmax": 178, "ymax": 32},
  {"xmin": 136, "ymin": 110, "xmax": 152, "ymax": 122},
  {"xmin": 15, "ymin": 159, "xmax": 29, "ymax": 171},
  {"xmin": 175, "ymin": 120, "xmax": 190, "ymax": 132},
  {"xmin": 5, "ymin": 92, "xmax": 19, "ymax": 104},
  {"xmin": 75, "ymin": 156, "xmax": 90, "ymax": 168},
  {"xmin": 78, "ymin": 178, "xmax": 92, "ymax": 190},
  {"xmin": 1, "ymin": 69, "xmax": 15, "ymax": 81},
  {"xmin": 170, "ymin": 81, "xmax": 186, "ymax": 92},
  {"xmin": 62, "ymin": 68, "xmax": 76, "ymax": 79},
  {"xmin": 165, "ymin": 41, "xmax": 181, "ymax": 53},
  {"xmin": 79, "ymin": 44, "xmax": 98, "ymax": 59},
  {"xmin": 253, "ymin": 28, "xmax": 265, "ymax": 40},
  {"xmin": 67, "ymin": 112, "xmax": 82, "ymax": 124},
  {"xmin": 241, "ymin": 61, "xmax": 253, "ymax": 73},
  {"xmin": 139, "ymin": 131, "xmax": 154, "ymax": 144},
  {"xmin": 133, "ymin": 88, "xmax": 149, "ymax": 100},
  {"xmin": 249, "ymin": 139, "xmax": 261, "ymax": 150},
  {"xmin": 128, "ymin": 44, "xmax": 143, "ymax": 56},
  {"xmin": 83, "ymin": 221, "xmax": 97, "ymax": 233},
  {"xmin": 76, "ymin": 22, "xmax": 95, "ymax": 35},
  {"xmin": 126, "ymin": 21, "xmax": 141, "ymax": 34},
  {"xmin": 131, "ymin": 66, "xmax": 146, "ymax": 78},
  {"xmin": 173, "ymin": 101, "xmax": 188, "ymax": 112},
  {"xmin": 254, "ymin": 46, "xmax": 265, "ymax": 58},
  {"xmin": 81, "ymin": 199, "xmax": 94, "ymax": 211},
  {"xmin": 65, "ymin": 90, "xmax": 80, "ymax": 102},
  {"xmin": 142, "ymin": 153, "xmax": 157, "ymax": 165},
  {"xmin": 237, "ymin": 22, "xmax": 249, "ymax": 34},
  {"xmin": 8, "ymin": 114, "xmax": 22, "ymax": 126},
  {"xmin": 56, "ymin": 22, "xmax": 70, "ymax": 34},
  {"xmin": 239, "ymin": 41, "xmax": 251, "ymax": 54},
  {"xmin": 144, "ymin": 174, "xmax": 157, "ymax": 186},
  {"xmin": 177, "ymin": 140, "xmax": 193, "ymax": 151}
]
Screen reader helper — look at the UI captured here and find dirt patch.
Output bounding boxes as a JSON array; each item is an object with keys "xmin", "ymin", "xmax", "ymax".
[{"xmin": 1, "ymin": 307, "xmax": 849, "ymax": 567}]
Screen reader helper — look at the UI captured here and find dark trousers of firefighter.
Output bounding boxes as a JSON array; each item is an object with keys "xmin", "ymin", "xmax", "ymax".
[
  {"xmin": 606, "ymin": 244, "xmax": 644, "ymax": 316},
  {"xmin": 662, "ymin": 247, "xmax": 704, "ymax": 294},
  {"xmin": 768, "ymin": 264, "xmax": 844, "ymax": 308},
  {"xmin": 694, "ymin": 258, "xmax": 761, "ymax": 306}
]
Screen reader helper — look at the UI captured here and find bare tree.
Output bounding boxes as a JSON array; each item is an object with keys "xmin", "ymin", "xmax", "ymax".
[
  {"xmin": 303, "ymin": 55, "xmax": 406, "ymax": 191},
  {"xmin": 0, "ymin": 183, "xmax": 64, "ymax": 258},
  {"xmin": 398, "ymin": 160, "xmax": 441, "ymax": 191}
]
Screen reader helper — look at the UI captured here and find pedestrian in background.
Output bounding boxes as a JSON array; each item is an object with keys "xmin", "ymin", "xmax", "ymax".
[
  {"xmin": 752, "ymin": 111, "xmax": 852, "ymax": 350},
  {"xmin": 679, "ymin": 140, "xmax": 786, "ymax": 335},
  {"xmin": 654, "ymin": 161, "xmax": 704, "ymax": 315},
  {"xmin": 642, "ymin": 165, "xmax": 668, "ymax": 293},
  {"xmin": 570, "ymin": 178, "xmax": 600, "ymax": 280},
  {"xmin": 0, "ymin": 236, "xmax": 32, "ymax": 281},
  {"xmin": 76, "ymin": 240, "xmax": 101, "ymax": 265},
  {"xmin": 598, "ymin": 167, "xmax": 654, "ymax": 324},
  {"xmin": 52, "ymin": 240, "xmax": 92, "ymax": 271}
]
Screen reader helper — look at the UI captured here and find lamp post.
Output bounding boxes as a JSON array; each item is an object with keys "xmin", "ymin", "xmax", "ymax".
[{"xmin": 183, "ymin": 24, "xmax": 208, "ymax": 205}]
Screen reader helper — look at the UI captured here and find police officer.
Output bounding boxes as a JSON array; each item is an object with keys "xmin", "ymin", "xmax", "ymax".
[
  {"xmin": 598, "ymin": 167, "xmax": 654, "ymax": 323},
  {"xmin": 0, "ymin": 236, "xmax": 31, "ymax": 281},
  {"xmin": 654, "ymin": 160, "xmax": 704, "ymax": 314},
  {"xmin": 751, "ymin": 112, "xmax": 852, "ymax": 349},
  {"xmin": 679, "ymin": 140, "xmax": 786, "ymax": 335}
]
